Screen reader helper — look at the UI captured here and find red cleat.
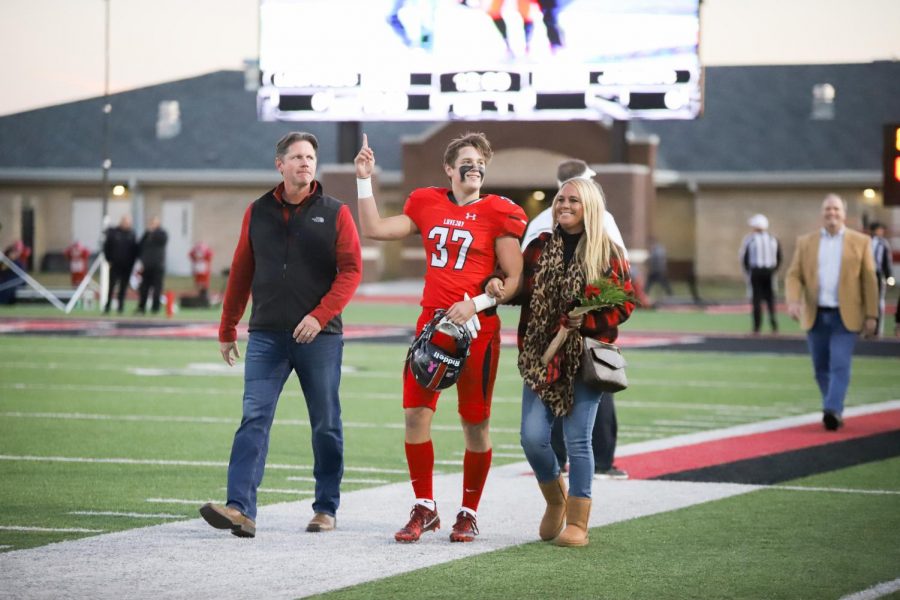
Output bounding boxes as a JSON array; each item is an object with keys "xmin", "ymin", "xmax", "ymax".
[
  {"xmin": 394, "ymin": 503, "xmax": 440, "ymax": 543},
  {"xmin": 449, "ymin": 510, "xmax": 479, "ymax": 543}
]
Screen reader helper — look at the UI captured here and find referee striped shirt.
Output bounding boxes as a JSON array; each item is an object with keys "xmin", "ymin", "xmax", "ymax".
[{"xmin": 741, "ymin": 232, "xmax": 780, "ymax": 271}]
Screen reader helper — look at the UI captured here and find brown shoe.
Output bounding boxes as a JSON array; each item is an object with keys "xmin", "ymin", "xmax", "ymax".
[
  {"xmin": 199, "ymin": 502, "xmax": 256, "ymax": 538},
  {"xmin": 306, "ymin": 512, "xmax": 336, "ymax": 532}
]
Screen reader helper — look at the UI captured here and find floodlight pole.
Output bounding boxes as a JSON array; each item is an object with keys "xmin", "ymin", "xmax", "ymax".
[
  {"xmin": 98, "ymin": 0, "xmax": 112, "ymax": 311},
  {"xmin": 100, "ymin": 0, "xmax": 112, "ymax": 227}
]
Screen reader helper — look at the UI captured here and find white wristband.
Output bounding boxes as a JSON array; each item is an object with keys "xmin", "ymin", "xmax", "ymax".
[
  {"xmin": 357, "ymin": 177, "xmax": 373, "ymax": 198},
  {"xmin": 471, "ymin": 293, "xmax": 498, "ymax": 312}
]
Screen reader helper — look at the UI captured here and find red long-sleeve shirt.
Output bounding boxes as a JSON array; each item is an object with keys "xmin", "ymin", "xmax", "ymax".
[{"xmin": 218, "ymin": 182, "xmax": 362, "ymax": 342}]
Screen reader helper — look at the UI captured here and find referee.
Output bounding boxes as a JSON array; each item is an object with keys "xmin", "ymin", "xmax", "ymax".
[{"xmin": 740, "ymin": 214, "xmax": 782, "ymax": 334}]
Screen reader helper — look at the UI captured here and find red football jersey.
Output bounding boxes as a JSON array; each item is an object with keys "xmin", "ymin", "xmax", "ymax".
[{"xmin": 404, "ymin": 187, "xmax": 527, "ymax": 309}]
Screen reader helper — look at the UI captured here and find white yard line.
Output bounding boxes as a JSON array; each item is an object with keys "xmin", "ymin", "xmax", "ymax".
[
  {"xmin": 0, "ymin": 455, "xmax": 410, "ymax": 474},
  {"xmin": 840, "ymin": 578, "xmax": 900, "ymax": 600},
  {"xmin": 0, "ymin": 411, "xmax": 518, "ymax": 435},
  {"xmin": 769, "ymin": 486, "xmax": 900, "ymax": 496},
  {"xmin": 286, "ymin": 476, "xmax": 388, "ymax": 484},
  {"xmin": 0, "ymin": 409, "xmax": 729, "ymax": 437},
  {"xmin": 145, "ymin": 499, "xmax": 217, "ymax": 505},
  {"xmin": 0, "ymin": 526, "xmax": 105, "ymax": 533},
  {"xmin": 68, "ymin": 511, "xmax": 184, "ymax": 519}
]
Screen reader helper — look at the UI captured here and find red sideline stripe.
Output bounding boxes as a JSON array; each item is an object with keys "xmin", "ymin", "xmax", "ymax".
[{"xmin": 619, "ymin": 409, "xmax": 900, "ymax": 480}]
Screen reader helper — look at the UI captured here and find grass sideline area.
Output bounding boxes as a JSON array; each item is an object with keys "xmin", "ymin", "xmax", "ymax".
[{"xmin": 1, "ymin": 281, "xmax": 898, "ymax": 598}]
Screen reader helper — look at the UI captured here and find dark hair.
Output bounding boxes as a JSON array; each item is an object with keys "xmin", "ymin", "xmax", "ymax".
[
  {"xmin": 442, "ymin": 132, "xmax": 493, "ymax": 166},
  {"xmin": 556, "ymin": 159, "xmax": 590, "ymax": 182},
  {"xmin": 276, "ymin": 132, "xmax": 318, "ymax": 159},
  {"xmin": 869, "ymin": 221, "xmax": 885, "ymax": 232}
]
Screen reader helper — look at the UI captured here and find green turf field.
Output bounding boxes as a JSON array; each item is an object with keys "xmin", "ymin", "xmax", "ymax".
[{"xmin": 0, "ymin": 302, "xmax": 897, "ymax": 598}]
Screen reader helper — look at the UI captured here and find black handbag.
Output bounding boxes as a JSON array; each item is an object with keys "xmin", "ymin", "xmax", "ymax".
[{"xmin": 581, "ymin": 337, "xmax": 628, "ymax": 392}]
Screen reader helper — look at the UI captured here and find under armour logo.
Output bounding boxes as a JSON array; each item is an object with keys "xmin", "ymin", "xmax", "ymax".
[
  {"xmin": 465, "ymin": 213, "xmax": 477, "ymax": 220},
  {"xmin": 427, "ymin": 360, "xmax": 437, "ymax": 373},
  {"xmin": 311, "ymin": 216, "xmax": 325, "ymax": 223}
]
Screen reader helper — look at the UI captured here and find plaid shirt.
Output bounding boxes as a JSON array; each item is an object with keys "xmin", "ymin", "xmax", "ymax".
[{"xmin": 511, "ymin": 232, "xmax": 635, "ymax": 352}]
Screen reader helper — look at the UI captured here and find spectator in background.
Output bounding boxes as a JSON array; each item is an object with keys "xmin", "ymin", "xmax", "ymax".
[
  {"xmin": 895, "ymin": 294, "xmax": 900, "ymax": 338},
  {"xmin": 740, "ymin": 214, "xmax": 782, "ymax": 334},
  {"xmin": 0, "ymin": 240, "xmax": 31, "ymax": 305},
  {"xmin": 102, "ymin": 215, "xmax": 137, "ymax": 314},
  {"xmin": 869, "ymin": 222, "xmax": 893, "ymax": 336},
  {"xmin": 189, "ymin": 241, "xmax": 214, "ymax": 299},
  {"xmin": 136, "ymin": 216, "xmax": 168, "ymax": 315},
  {"xmin": 64, "ymin": 240, "xmax": 91, "ymax": 287},
  {"xmin": 785, "ymin": 194, "xmax": 878, "ymax": 431},
  {"xmin": 200, "ymin": 131, "xmax": 361, "ymax": 538},
  {"xmin": 521, "ymin": 159, "xmax": 626, "ymax": 252},
  {"xmin": 644, "ymin": 236, "xmax": 673, "ymax": 298}
]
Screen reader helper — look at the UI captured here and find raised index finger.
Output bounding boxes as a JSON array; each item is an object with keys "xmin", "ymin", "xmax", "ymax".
[{"xmin": 361, "ymin": 133, "xmax": 369, "ymax": 149}]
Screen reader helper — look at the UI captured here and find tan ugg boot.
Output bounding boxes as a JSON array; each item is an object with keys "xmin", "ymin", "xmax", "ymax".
[
  {"xmin": 554, "ymin": 496, "xmax": 591, "ymax": 547},
  {"xmin": 537, "ymin": 476, "xmax": 568, "ymax": 541}
]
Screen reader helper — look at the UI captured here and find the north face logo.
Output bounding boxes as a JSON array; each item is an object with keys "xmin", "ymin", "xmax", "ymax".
[{"xmin": 311, "ymin": 216, "xmax": 325, "ymax": 223}]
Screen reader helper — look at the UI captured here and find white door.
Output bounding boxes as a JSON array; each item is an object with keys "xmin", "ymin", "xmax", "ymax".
[
  {"xmin": 161, "ymin": 201, "xmax": 193, "ymax": 276},
  {"xmin": 72, "ymin": 198, "xmax": 132, "ymax": 253}
]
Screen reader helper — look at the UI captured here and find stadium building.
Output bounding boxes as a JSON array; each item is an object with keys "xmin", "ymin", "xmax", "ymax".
[{"xmin": 0, "ymin": 61, "xmax": 898, "ymax": 284}]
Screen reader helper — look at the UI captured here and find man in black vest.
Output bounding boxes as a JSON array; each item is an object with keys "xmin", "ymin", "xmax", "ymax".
[
  {"xmin": 102, "ymin": 214, "xmax": 137, "ymax": 314},
  {"xmin": 200, "ymin": 132, "xmax": 362, "ymax": 538},
  {"xmin": 136, "ymin": 216, "xmax": 168, "ymax": 314}
]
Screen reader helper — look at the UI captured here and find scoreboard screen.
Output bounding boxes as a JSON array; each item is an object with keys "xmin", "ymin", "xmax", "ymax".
[{"xmin": 257, "ymin": 0, "xmax": 702, "ymax": 122}]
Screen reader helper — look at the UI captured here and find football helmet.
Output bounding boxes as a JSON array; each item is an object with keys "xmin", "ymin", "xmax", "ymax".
[{"xmin": 407, "ymin": 310, "xmax": 472, "ymax": 391}]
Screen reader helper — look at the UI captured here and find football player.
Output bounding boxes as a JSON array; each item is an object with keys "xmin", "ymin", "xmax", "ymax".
[{"xmin": 355, "ymin": 132, "xmax": 527, "ymax": 543}]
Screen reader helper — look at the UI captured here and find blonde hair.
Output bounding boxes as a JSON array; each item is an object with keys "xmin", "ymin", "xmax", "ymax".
[{"xmin": 552, "ymin": 178, "xmax": 620, "ymax": 282}]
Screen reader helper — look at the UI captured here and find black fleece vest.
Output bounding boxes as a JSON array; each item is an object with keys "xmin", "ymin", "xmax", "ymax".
[{"xmin": 247, "ymin": 186, "xmax": 343, "ymax": 334}]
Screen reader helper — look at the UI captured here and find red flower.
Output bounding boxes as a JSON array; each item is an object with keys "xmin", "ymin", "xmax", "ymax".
[{"xmin": 584, "ymin": 284, "xmax": 601, "ymax": 299}]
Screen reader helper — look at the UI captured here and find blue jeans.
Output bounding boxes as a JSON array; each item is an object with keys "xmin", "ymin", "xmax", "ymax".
[
  {"xmin": 806, "ymin": 309, "xmax": 858, "ymax": 416},
  {"xmin": 226, "ymin": 330, "xmax": 344, "ymax": 520},
  {"xmin": 520, "ymin": 379, "xmax": 602, "ymax": 499}
]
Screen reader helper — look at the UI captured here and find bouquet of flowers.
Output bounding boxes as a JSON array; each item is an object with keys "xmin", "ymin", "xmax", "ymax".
[{"xmin": 540, "ymin": 278, "xmax": 634, "ymax": 366}]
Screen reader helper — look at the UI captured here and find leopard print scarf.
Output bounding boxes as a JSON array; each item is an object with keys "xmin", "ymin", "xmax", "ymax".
[{"xmin": 518, "ymin": 230, "xmax": 586, "ymax": 417}]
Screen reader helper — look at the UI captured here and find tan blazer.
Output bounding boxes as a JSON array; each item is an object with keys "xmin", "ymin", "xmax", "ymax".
[{"xmin": 785, "ymin": 228, "xmax": 878, "ymax": 332}]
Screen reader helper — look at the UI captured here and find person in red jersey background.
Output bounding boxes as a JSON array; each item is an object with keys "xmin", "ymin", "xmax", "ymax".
[
  {"xmin": 64, "ymin": 240, "xmax": 90, "ymax": 286},
  {"xmin": 188, "ymin": 241, "xmax": 213, "ymax": 297},
  {"xmin": 355, "ymin": 131, "xmax": 527, "ymax": 544}
]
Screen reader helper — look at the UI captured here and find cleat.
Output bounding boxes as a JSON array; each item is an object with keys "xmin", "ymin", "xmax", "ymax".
[
  {"xmin": 394, "ymin": 503, "xmax": 440, "ymax": 543},
  {"xmin": 449, "ymin": 510, "xmax": 479, "ymax": 543}
]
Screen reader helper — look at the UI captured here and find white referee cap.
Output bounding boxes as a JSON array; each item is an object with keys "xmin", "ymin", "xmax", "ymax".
[{"xmin": 748, "ymin": 214, "xmax": 769, "ymax": 230}]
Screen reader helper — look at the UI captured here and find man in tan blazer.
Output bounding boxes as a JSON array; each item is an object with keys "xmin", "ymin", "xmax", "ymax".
[{"xmin": 785, "ymin": 194, "xmax": 878, "ymax": 431}]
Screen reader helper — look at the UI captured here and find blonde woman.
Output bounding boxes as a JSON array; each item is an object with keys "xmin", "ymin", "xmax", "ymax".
[{"xmin": 491, "ymin": 178, "xmax": 634, "ymax": 546}]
